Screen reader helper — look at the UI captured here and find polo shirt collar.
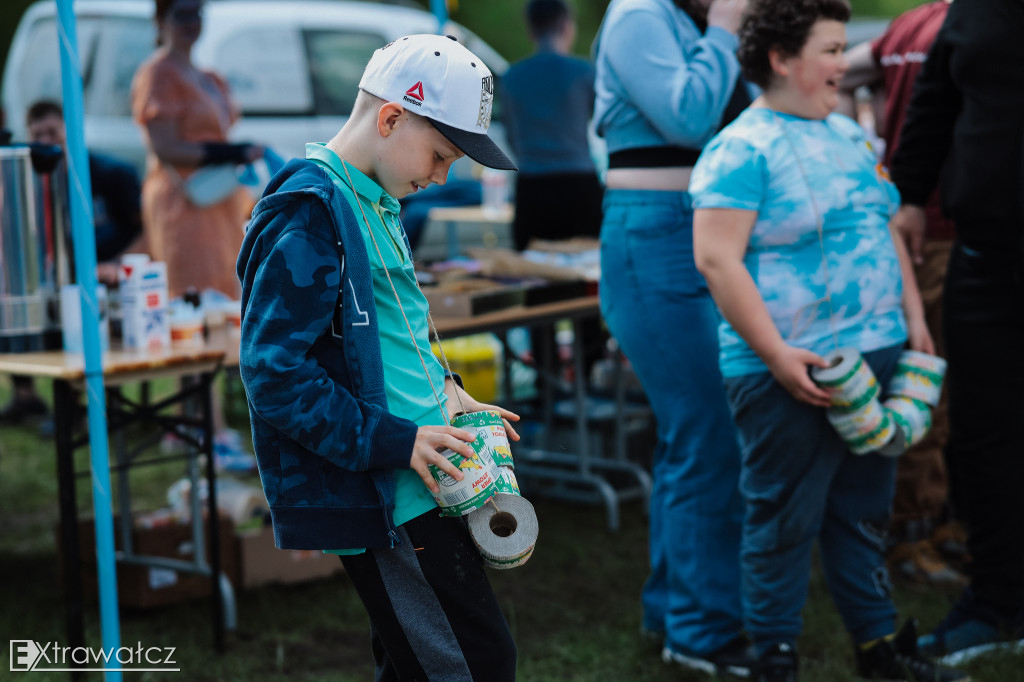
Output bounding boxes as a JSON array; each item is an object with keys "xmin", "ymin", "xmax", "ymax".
[{"xmin": 304, "ymin": 142, "xmax": 401, "ymax": 215}]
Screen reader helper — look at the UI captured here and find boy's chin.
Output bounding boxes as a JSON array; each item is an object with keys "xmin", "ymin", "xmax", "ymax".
[{"xmin": 390, "ymin": 183, "xmax": 414, "ymax": 199}]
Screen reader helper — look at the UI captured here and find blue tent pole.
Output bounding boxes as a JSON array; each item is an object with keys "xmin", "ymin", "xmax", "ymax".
[
  {"xmin": 430, "ymin": 0, "xmax": 448, "ymax": 32},
  {"xmin": 55, "ymin": 1, "xmax": 122, "ymax": 679}
]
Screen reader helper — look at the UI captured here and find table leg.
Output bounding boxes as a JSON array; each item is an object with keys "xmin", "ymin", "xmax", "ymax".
[
  {"xmin": 53, "ymin": 379, "xmax": 85, "ymax": 681},
  {"xmin": 201, "ymin": 370, "xmax": 226, "ymax": 652},
  {"xmin": 572, "ymin": 318, "xmax": 591, "ymax": 470}
]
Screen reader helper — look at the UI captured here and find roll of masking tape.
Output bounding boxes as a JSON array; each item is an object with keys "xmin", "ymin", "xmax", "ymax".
[
  {"xmin": 888, "ymin": 351, "xmax": 947, "ymax": 407},
  {"xmin": 811, "ymin": 348, "xmax": 881, "ymax": 411},
  {"xmin": 451, "ymin": 410, "xmax": 514, "ymax": 468},
  {"xmin": 428, "ymin": 433, "xmax": 500, "ymax": 517},
  {"xmin": 467, "ymin": 493, "xmax": 538, "ymax": 570},
  {"xmin": 878, "ymin": 395, "xmax": 934, "ymax": 457},
  {"xmin": 827, "ymin": 398, "xmax": 887, "ymax": 441},
  {"xmin": 826, "ymin": 398, "xmax": 897, "ymax": 455},
  {"xmin": 845, "ymin": 410, "xmax": 896, "ymax": 455}
]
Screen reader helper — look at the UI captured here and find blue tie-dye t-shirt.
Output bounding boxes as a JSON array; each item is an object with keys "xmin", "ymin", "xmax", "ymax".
[{"xmin": 690, "ymin": 108, "xmax": 907, "ymax": 378}]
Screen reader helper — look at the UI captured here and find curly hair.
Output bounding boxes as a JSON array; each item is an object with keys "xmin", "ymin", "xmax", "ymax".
[{"xmin": 737, "ymin": 0, "xmax": 851, "ymax": 89}]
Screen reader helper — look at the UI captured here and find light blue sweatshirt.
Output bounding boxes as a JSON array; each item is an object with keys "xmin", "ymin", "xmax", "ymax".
[{"xmin": 593, "ymin": 0, "xmax": 745, "ymax": 154}]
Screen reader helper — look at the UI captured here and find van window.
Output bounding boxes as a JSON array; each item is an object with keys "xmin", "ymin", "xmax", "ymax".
[
  {"xmin": 214, "ymin": 27, "xmax": 313, "ymax": 116},
  {"xmin": 303, "ymin": 30, "xmax": 385, "ymax": 117},
  {"xmin": 11, "ymin": 18, "xmax": 100, "ymax": 117},
  {"xmin": 89, "ymin": 18, "xmax": 155, "ymax": 117}
]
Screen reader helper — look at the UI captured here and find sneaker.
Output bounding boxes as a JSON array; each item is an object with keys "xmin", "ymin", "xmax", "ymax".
[
  {"xmin": 856, "ymin": 620, "xmax": 970, "ymax": 681},
  {"xmin": 888, "ymin": 540, "xmax": 966, "ymax": 588},
  {"xmin": 0, "ymin": 393, "xmax": 49, "ymax": 424},
  {"xmin": 662, "ymin": 636, "xmax": 755, "ymax": 678},
  {"xmin": 918, "ymin": 589, "xmax": 1024, "ymax": 664},
  {"xmin": 754, "ymin": 643, "xmax": 798, "ymax": 682}
]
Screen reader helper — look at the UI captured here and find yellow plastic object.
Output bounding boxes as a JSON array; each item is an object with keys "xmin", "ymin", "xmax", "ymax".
[{"xmin": 432, "ymin": 334, "xmax": 501, "ymax": 404}]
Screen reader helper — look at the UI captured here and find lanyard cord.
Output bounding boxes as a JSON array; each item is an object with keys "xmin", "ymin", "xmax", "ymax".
[
  {"xmin": 339, "ymin": 160, "xmax": 466, "ymax": 423},
  {"xmin": 780, "ymin": 119, "xmax": 841, "ymax": 351}
]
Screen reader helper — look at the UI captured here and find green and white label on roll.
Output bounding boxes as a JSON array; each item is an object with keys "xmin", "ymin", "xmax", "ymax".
[
  {"xmin": 494, "ymin": 467, "xmax": 521, "ymax": 496},
  {"xmin": 883, "ymin": 395, "xmax": 933, "ymax": 449},
  {"xmin": 845, "ymin": 409, "xmax": 896, "ymax": 455},
  {"xmin": 827, "ymin": 399, "xmax": 887, "ymax": 440},
  {"xmin": 428, "ymin": 433, "xmax": 500, "ymax": 517},
  {"xmin": 451, "ymin": 409, "xmax": 515, "ymax": 468},
  {"xmin": 812, "ymin": 348, "xmax": 881, "ymax": 412},
  {"xmin": 889, "ymin": 351, "xmax": 946, "ymax": 407}
]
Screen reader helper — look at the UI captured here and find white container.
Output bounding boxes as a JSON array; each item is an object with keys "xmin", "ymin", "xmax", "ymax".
[
  {"xmin": 119, "ymin": 259, "xmax": 170, "ymax": 350},
  {"xmin": 481, "ymin": 168, "xmax": 509, "ymax": 219}
]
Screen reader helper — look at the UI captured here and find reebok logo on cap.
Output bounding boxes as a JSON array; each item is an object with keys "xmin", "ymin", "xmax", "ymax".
[
  {"xmin": 404, "ymin": 81, "xmax": 425, "ymax": 106},
  {"xmin": 358, "ymin": 34, "xmax": 517, "ymax": 170}
]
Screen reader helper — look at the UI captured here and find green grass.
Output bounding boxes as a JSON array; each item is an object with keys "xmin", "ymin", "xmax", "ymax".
[{"xmin": 2, "ymin": 378, "xmax": 1023, "ymax": 681}]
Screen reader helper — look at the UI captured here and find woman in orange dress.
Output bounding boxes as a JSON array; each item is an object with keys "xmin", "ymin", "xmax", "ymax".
[{"xmin": 131, "ymin": 0, "xmax": 263, "ymax": 299}]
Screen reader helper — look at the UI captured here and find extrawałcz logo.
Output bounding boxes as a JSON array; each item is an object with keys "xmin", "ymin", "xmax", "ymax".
[{"xmin": 10, "ymin": 640, "xmax": 178, "ymax": 672}]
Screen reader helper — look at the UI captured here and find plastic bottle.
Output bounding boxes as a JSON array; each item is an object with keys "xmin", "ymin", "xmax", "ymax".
[{"xmin": 481, "ymin": 168, "xmax": 508, "ymax": 219}]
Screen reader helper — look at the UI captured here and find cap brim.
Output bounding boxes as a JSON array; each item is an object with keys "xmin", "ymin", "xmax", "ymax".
[{"xmin": 428, "ymin": 119, "xmax": 517, "ymax": 171}]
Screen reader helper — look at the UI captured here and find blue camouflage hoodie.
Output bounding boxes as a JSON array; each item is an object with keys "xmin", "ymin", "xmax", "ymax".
[{"xmin": 236, "ymin": 159, "xmax": 418, "ymax": 550}]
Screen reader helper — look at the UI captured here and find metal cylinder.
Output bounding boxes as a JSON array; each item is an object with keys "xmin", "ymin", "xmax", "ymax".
[{"xmin": 0, "ymin": 144, "xmax": 73, "ymax": 352}]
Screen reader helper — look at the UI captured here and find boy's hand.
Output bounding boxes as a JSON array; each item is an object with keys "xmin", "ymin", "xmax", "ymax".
[
  {"xmin": 411, "ymin": 425, "xmax": 477, "ymax": 493},
  {"xmin": 443, "ymin": 378, "xmax": 522, "ymax": 442}
]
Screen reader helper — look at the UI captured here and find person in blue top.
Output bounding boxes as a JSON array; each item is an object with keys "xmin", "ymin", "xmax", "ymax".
[
  {"xmin": 501, "ymin": 0, "xmax": 602, "ymax": 251},
  {"xmin": 592, "ymin": 0, "xmax": 753, "ymax": 675},
  {"xmin": 691, "ymin": 1, "xmax": 965, "ymax": 680},
  {"xmin": 237, "ymin": 34, "xmax": 520, "ymax": 681}
]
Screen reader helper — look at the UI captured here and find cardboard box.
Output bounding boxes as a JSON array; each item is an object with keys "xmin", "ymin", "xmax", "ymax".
[
  {"xmin": 422, "ymin": 279, "xmax": 525, "ymax": 317},
  {"xmin": 522, "ymin": 279, "xmax": 589, "ymax": 307},
  {"xmin": 61, "ymin": 515, "xmax": 238, "ymax": 609},
  {"xmin": 235, "ymin": 526, "xmax": 344, "ymax": 588},
  {"xmin": 118, "ymin": 258, "xmax": 171, "ymax": 350}
]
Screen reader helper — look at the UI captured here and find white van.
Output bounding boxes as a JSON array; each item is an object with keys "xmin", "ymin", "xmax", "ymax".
[{"xmin": 1, "ymin": 0, "xmax": 510, "ymax": 178}]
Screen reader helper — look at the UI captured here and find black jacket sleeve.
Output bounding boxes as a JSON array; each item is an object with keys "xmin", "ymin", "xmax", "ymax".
[{"xmin": 889, "ymin": 12, "xmax": 962, "ymax": 207}]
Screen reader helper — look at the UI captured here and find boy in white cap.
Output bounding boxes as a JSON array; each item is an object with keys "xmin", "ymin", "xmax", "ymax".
[{"xmin": 236, "ymin": 34, "xmax": 519, "ymax": 680}]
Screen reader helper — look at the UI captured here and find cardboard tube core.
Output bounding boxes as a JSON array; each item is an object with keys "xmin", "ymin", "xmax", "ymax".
[{"xmin": 490, "ymin": 511, "xmax": 517, "ymax": 538}]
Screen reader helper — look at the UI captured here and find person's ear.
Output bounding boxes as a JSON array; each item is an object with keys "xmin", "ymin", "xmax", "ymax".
[
  {"xmin": 768, "ymin": 47, "xmax": 790, "ymax": 79},
  {"xmin": 377, "ymin": 102, "xmax": 406, "ymax": 138}
]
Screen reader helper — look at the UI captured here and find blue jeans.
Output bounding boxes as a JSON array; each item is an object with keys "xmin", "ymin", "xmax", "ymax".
[
  {"xmin": 723, "ymin": 344, "xmax": 903, "ymax": 653},
  {"xmin": 600, "ymin": 189, "xmax": 744, "ymax": 656}
]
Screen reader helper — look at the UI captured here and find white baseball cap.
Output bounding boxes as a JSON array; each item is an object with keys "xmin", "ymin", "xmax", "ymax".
[{"xmin": 358, "ymin": 34, "xmax": 517, "ymax": 171}]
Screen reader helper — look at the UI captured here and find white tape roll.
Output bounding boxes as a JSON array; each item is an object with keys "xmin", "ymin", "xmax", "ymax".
[
  {"xmin": 811, "ymin": 348, "xmax": 880, "ymax": 411},
  {"xmin": 826, "ymin": 395, "xmax": 897, "ymax": 455},
  {"xmin": 467, "ymin": 494, "xmax": 538, "ymax": 570},
  {"xmin": 827, "ymin": 398, "xmax": 887, "ymax": 440},
  {"xmin": 889, "ymin": 351, "xmax": 947, "ymax": 407},
  {"xmin": 878, "ymin": 396, "xmax": 934, "ymax": 457}
]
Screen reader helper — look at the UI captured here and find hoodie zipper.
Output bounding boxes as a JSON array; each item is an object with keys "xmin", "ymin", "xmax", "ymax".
[{"xmin": 372, "ymin": 473, "xmax": 401, "ymax": 548}]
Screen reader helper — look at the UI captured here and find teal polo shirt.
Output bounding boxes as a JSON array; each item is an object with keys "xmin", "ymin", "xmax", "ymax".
[{"xmin": 306, "ymin": 143, "xmax": 448, "ymax": 554}]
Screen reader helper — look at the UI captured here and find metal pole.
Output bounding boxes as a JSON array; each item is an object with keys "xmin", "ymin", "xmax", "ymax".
[
  {"xmin": 430, "ymin": 0, "xmax": 449, "ymax": 32},
  {"xmin": 55, "ymin": 2, "xmax": 122, "ymax": 678}
]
